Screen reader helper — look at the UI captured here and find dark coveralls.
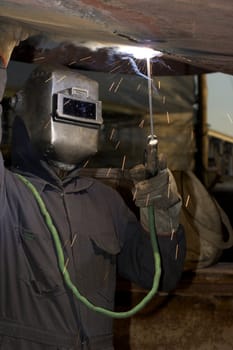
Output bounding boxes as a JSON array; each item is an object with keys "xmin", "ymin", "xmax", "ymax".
[{"xmin": 0, "ymin": 118, "xmax": 186, "ymax": 349}]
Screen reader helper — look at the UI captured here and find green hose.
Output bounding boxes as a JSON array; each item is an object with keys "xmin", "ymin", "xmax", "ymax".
[{"xmin": 16, "ymin": 174, "xmax": 161, "ymax": 318}]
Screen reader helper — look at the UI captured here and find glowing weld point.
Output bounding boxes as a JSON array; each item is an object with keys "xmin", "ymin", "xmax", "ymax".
[{"xmin": 115, "ymin": 45, "xmax": 163, "ymax": 60}]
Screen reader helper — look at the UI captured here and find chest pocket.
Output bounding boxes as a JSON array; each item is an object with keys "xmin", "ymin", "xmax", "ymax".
[
  {"xmin": 16, "ymin": 226, "xmax": 66, "ymax": 297},
  {"xmin": 74, "ymin": 228, "xmax": 121, "ymax": 307}
]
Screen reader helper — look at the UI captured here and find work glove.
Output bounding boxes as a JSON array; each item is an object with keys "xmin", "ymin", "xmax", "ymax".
[
  {"xmin": 130, "ymin": 157, "xmax": 182, "ymax": 235},
  {"xmin": 0, "ymin": 22, "xmax": 29, "ymax": 67}
]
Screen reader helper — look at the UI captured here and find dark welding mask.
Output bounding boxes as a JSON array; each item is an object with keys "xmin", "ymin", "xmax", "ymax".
[{"xmin": 14, "ymin": 64, "xmax": 103, "ymax": 168}]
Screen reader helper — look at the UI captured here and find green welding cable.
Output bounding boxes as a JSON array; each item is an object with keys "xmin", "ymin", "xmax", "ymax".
[{"xmin": 16, "ymin": 173, "xmax": 161, "ymax": 319}]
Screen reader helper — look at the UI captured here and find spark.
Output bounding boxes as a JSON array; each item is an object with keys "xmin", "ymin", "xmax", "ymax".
[
  {"xmin": 70, "ymin": 234, "xmax": 77, "ymax": 247},
  {"xmin": 185, "ymin": 194, "xmax": 190, "ymax": 207},
  {"xmin": 108, "ymin": 82, "xmax": 115, "ymax": 92},
  {"xmin": 114, "ymin": 77, "xmax": 123, "ymax": 93},
  {"xmin": 109, "ymin": 128, "xmax": 116, "ymax": 140},
  {"xmin": 227, "ymin": 113, "xmax": 233, "ymax": 123},
  {"xmin": 121, "ymin": 155, "xmax": 126, "ymax": 170},
  {"xmin": 110, "ymin": 65, "xmax": 122, "ymax": 73},
  {"xmin": 83, "ymin": 159, "xmax": 89, "ymax": 168},
  {"xmin": 133, "ymin": 188, "xmax": 137, "ymax": 201},
  {"xmin": 175, "ymin": 244, "xmax": 179, "ymax": 260},
  {"xmin": 43, "ymin": 119, "xmax": 50, "ymax": 129},
  {"xmin": 106, "ymin": 168, "xmax": 112, "ymax": 177},
  {"xmin": 170, "ymin": 229, "xmax": 175, "ymax": 241},
  {"xmin": 163, "ymin": 96, "xmax": 166, "ymax": 104},
  {"xmin": 138, "ymin": 119, "xmax": 145, "ymax": 128},
  {"xmin": 44, "ymin": 76, "xmax": 53, "ymax": 83},
  {"xmin": 166, "ymin": 111, "xmax": 170, "ymax": 124},
  {"xmin": 146, "ymin": 193, "xmax": 150, "ymax": 206},
  {"xmin": 136, "ymin": 84, "xmax": 141, "ymax": 91},
  {"xmin": 115, "ymin": 140, "xmax": 120, "ymax": 149},
  {"xmin": 63, "ymin": 99, "xmax": 70, "ymax": 106},
  {"xmin": 63, "ymin": 257, "xmax": 70, "ymax": 274},
  {"xmin": 33, "ymin": 56, "xmax": 45, "ymax": 61},
  {"xmin": 68, "ymin": 60, "xmax": 77, "ymax": 66},
  {"xmin": 167, "ymin": 182, "xmax": 171, "ymax": 198},
  {"xmin": 56, "ymin": 75, "xmax": 66, "ymax": 84},
  {"xmin": 79, "ymin": 56, "xmax": 92, "ymax": 61},
  {"xmin": 158, "ymin": 81, "xmax": 161, "ymax": 89}
]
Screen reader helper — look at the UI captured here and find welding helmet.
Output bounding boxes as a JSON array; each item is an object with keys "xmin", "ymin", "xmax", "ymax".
[{"xmin": 13, "ymin": 64, "xmax": 103, "ymax": 168}]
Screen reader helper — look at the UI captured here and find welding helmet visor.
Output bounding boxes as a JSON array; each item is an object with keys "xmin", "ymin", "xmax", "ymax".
[{"xmin": 15, "ymin": 64, "xmax": 103, "ymax": 167}]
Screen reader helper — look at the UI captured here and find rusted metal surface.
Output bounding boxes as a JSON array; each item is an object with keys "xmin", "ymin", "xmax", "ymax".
[{"xmin": 0, "ymin": 0, "xmax": 233, "ymax": 74}]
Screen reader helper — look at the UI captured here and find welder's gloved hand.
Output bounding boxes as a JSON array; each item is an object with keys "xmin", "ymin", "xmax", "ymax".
[
  {"xmin": 130, "ymin": 158, "xmax": 182, "ymax": 235},
  {"xmin": 0, "ymin": 22, "xmax": 29, "ymax": 67}
]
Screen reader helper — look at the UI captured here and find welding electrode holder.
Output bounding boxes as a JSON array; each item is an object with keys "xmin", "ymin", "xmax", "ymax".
[{"xmin": 144, "ymin": 135, "xmax": 159, "ymax": 178}]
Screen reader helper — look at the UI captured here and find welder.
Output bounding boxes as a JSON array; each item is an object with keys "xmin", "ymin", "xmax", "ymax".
[{"xmin": 0, "ymin": 35, "xmax": 185, "ymax": 349}]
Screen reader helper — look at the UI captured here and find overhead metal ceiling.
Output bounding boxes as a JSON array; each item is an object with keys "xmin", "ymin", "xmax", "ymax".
[{"xmin": 0, "ymin": 0, "xmax": 232, "ymax": 75}]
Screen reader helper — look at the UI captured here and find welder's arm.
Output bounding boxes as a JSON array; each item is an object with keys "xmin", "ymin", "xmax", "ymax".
[{"xmin": 0, "ymin": 23, "xmax": 29, "ymax": 143}]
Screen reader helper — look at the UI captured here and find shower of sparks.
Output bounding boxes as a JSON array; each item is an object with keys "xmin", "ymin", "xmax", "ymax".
[
  {"xmin": 185, "ymin": 194, "xmax": 190, "ymax": 207},
  {"xmin": 121, "ymin": 155, "xmax": 126, "ymax": 170}
]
